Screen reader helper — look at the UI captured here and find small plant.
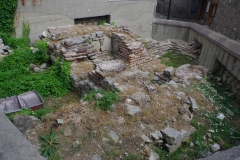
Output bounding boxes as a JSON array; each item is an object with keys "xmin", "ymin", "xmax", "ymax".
[
  {"xmin": 109, "ymin": 50, "xmax": 114, "ymax": 56},
  {"xmin": 83, "ymin": 89, "xmax": 120, "ymax": 111},
  {"xmin": 86, "ymin": 39, "xmax": 92, "ymax": 45},
  {"xmin": 111, "ymin": 21, "xmax": 115, "ymax": 26},
  {"xmin": 6, "ymin": 108, "xmax": 51, "ymax": 121},
  {"xmin": 98, "ymin": 19, "xmax": 106, "ymax": 25},
  {"xmin": 39, "ymin": 130, "xmax": 60, "ymax": 157},
  {"xmin": 142, "ymin": 40, "xmax": 148, "ymax": 48},
  {"xmin": 22, "ymin": 21, "xmax": 30, "ymax": 41}
]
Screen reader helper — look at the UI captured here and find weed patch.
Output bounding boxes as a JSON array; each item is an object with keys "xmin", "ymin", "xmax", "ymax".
[
  {"xmin": 39, "ymin": 130, "xmax": 60, "ymax": 158},
  {"xmin": 160, "ymin": 51, "xmax": 196, "ymax": 68},
  {"xmin": 83, "ymin": 89, "xmax": 120, "ymax": 111}
]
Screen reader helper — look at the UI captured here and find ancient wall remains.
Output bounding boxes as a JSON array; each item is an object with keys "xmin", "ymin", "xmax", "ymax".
[
  {"xmin": 14, "ymin": 0, "xmax": 156, "ymax": 42},
  {"xmin": 210, "ymin": 0, "xmax": 240, "ymax": 42},
  {"xmin": 152, "ymin": 18, "xmax": 240, "ymax": 98}
]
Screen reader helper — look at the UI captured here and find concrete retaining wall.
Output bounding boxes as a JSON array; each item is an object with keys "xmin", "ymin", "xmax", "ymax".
[
  {"xmin": 152, "ymin": 18, "xmax": 240, "ymax": 97},
  {"xmin": 15, "ymin": 0, "xmax": 156, "ymax": 42},
  {"xmin": 0, "ymin": 111, "xmax": 46, "ymax": 160}
]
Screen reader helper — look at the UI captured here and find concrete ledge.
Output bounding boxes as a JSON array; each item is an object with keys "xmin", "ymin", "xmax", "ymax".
[
  {"xmin": 0, "ymin": 111, "xmax": 46, "ymax": 160},
  {"xmin": 153, "ymin": 18, "xmax": 240, "ymax": 60}
]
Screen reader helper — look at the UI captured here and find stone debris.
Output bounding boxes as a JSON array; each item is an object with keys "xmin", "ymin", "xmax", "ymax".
[
  {"xmin": 0, "ymin": 38, "xmax": 12, "ymax": 59},
  {"xmin": 56, "ymin": 119, "xmax": 64, "ymax": 125},
  {"xmin": 175, "ymin": 64, "xmax": 208, "ymax": 84},
  {"xmin": 141, "ymin": 135, "xmax": 153, "ymax": 143},
  {"xmin": 108, "ymin": 130, "xmax": 119, "ymax": 143},
  {"xmin": 161, "ymin": 127, "xmax": 181, "ymax": 145},
  {"xmin": 72, "ymin": 140, "xmax": 81, "ymax": 148},
  {"xmin": 131, "ymin": 92, "xmax": 150, "ymax": 108},
  {"xmin": 210, "ymin": 143, "xmax": 220, "ymax": 153},
  {"xmin": 189, "ymin": 97, "xmax": 198, "ymax": 111},
  {"xmin": 217, "ymin": 113, "xmax": 225, "ymax": 120},
  {"xmin": 95, "ymin": 93, "xmax": 103, "ymax": 100},
  {"xmin": 124, "ymin": 104, "xmax": 143, "ymax": 116}
]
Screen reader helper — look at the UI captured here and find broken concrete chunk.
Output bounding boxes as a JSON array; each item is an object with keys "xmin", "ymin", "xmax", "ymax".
[
  {"xmin": 161, "ymin": 127, "xmax": 181, "ymax": 145},
  {"xmin": 124, "ymin": 104, "xmax": 142, "ymax": 116}
]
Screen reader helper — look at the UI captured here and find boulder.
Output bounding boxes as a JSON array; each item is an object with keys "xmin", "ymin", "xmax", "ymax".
[
  {"xmin": 124, "ymin": 104, "xmax": 143, "ymax": 116},
  {"xmin": 163, "ymin": 67, "xmax": 174, "ymax": 77},
  {"xmin": 161, "ymin": 127, "xmax": 181, "ymax": 145},
  {"xmin": 13, "ymin": 114, "xmax": 39, "ymax": 136},
  {"xmin": 131, "ymin": 92, "xmax": 150, "ymax": 108}
]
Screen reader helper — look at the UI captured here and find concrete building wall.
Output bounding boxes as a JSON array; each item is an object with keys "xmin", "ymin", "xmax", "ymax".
[
  {"xmin": 210, "ymin": 0, "xmax": 240, "ymax": 42},
  {"xmin": 15, "ymin": 0, "xmax": 156, "ymax": 42}
]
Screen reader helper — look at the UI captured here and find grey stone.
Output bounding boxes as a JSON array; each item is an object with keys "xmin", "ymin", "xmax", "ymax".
[
  {"xmin": 56, "ymin": 119, "xmax": 64, "ymax": 124},
  {"xmin": 139, "ymin": 121, "xmax": 145, "ymax": 130},
  {"xmin": 168, "ymin": 80, "xmax": 178, "ymax": 88},
  {"xmin": 41, "ymin": 31, "xmax": 48, "ymax": 38},
  {"xmin": 101, "ymin": 77, "xmax": 119, "ymax": 91},
  {"xmin": 123, "ymin": 69, "xmax": 149, "ymax": 80},
  {"xmin": 131, "ymin": 92, "xmax": 150, "ymax": 108},
  {"xmin": 101, "ymin": 36, "xmax": 112, "ymax": 51},
  {"xmin": 217, "ymin": 113, "xmax": 225, "ymax": 120},
  {"xmin": 141, "ymin": 134, "xmax": 152, "ymax": 143},
  {"xmin": 110, "ymin": 104, "xmax": 117, "ymax": 110},
  {"xmin": 40, "ymin": 63, "xmax": 47, "ymax": 69},
  {"xmin": 108, "ymin": 131, "xmax": 119, "ymax": 143},
  {"xmin": 84, "ymin": 34, "xmax": 90, "ymax": 40},
  {"xmin": 189, "ymin": 97, "xmax": 198, "ymax": 111},
  {"xmin": 92, "ymin": 154, "xmax": 101, "ymax": 160},
  {"xmin": 0, "ymin": 39, "xmax": 3, "ymax": 44},
  {"xmin": 161, "ymin": 127, "xmax": 181, "ymax": 145},
  {"xmin": 149, "ymin": 150, "xmax": 160, "ymax": 160},
  {"xmin": 180, "ymin": 127, "xmax": 196, "ymax": 142},
  {"xmin": 165, "ymin": 140, "xmax": 182, "ymax": 153},
  {"xmin": 95, "ymin": 93, "xmax": 103, "ymax": 100},
  {"xmin": 190, "ymin": 141, "xmax": 194, "ymax": 148},
  {"xmin": 163, "ymin": 67, "xmax": 174, "ymax": 77},
  {"xmin": 2, "ymin": 45, "xmax": 10, "ymax": 51},
  {"xmin": 226, "ymin": 109, "xmax": 234, "ymax": 116},
  {"xmin": 0, "ymin": 49, "xmax": 4, "ymax": 54},
  {"xmin": 72, "ymin": 140, "xmax": 81, "ymax": 148},
  {"xmin": 124, "ymin": 104, "xmax": 143, "ymax": 116},
  {"xmin": 32, "ymin": 48, "xmax": 39, "ymax": 54},
  {"xmin": 195, "ymin": 75, "xmax": 203, "ymax": 80},
  {"xmin": 90, "ymin": 33, "xmax": 96, "ymax": 39},
  {"xmin": 13, "ymin": 114, "xmax": 39, "ymax": 136},
  {"xmin": 210, "ymin": 143, "xmax": 220, "ymax": 153},
  {"xmin": 179, "ymin": 106, "xmax": 187, "ymax": 115},
  {"xmin": 96, "ymin": 31, "xmax": 103, "ymax": 38},
  {"xmin": 92, "ymin": 41, "xmax": 101, "ymax": 51},
  {"xmin": 151, "ymin": 131, "xmax": 162, "ymax": 140},
  {"xmin": 34, "ymin": 67, "xmax": 41, "ymax": 73},
  {"xmin": 8, "ymin": 50, "xmax": 13, "ymax": 54}
]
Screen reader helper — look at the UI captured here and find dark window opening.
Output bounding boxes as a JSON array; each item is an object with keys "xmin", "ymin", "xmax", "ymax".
[{"xmin": 74, "ymin": 15, "xmax": 111, "ymax": 25}]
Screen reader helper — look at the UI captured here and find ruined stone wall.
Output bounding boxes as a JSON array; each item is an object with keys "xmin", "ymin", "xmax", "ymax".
[
  {"xmin": 156, "ymin": 0, "xmax": 192, "ymax": 19},
  {"xmin": 15, "ymin": 0, "xmax": 156, "ymax": 42},
  {"xmin": 210, "ymin": 0, "xmax": 240, "ymax": 42}
]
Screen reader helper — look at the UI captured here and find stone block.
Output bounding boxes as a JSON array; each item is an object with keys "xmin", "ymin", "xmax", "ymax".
[
  {"xmin": 161, "ymin": 127, "xmax": 181, "ymax": 145},
  {"xmin": 101, "ymin": 36, "xmax": 112, "ymax": 51},
  {"xmin": 92, "ymin": 41, "xmax": 101, "ymax": 52}
]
